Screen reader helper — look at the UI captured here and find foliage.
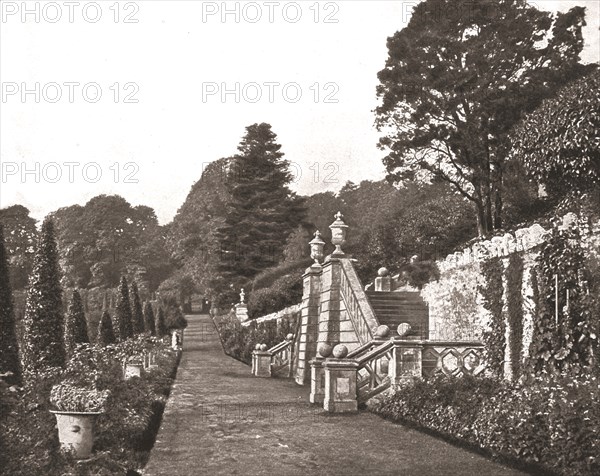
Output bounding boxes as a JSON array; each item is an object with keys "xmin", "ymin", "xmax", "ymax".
[
  {"xmin": 21, "ymin": 218, "xmax": 66, "ymax": 376},
  {"xmin": 369, "ymin": 371, "xmax": 600, "ymax": 476},
  {"xmin": 131, "ymin": 282, "xmax": 145, "ymax": 334},
  {"xmin": 0, "ymin": 205, "xmax": 37, "ymax": 290},
  {"xmin": 512, "ymin": 67, "xmax": 600, "ymax": 199},
  {"xmin": 64, "ymin": 289, "xmax": 90, "ymax": 357},
  {"xmin": 396, "ymin": 260, "xmax": 440, "ymax": 290},
  {"xmin": 529, "ymin": 218, "xmax": 599, "ymax": 374},
  {"xmin": 376, "ymin": 0, "xmax": 587, "ymax": 236},
  {"xmin": 212, "ymin": 123, "xmax": 306, "ymax": 301},
  {"xmin": 50, "ymin": 383, "xmax": 110, "ymax": 413},
  {"xmin": 0, "ymin": 225, "xmax": 21, "ymax": 384},
  {"xmin": 248, "ymin": 274, "xmax": 303, "ymax": 319},
  {"xmin": 144, "ymin": 301, "xmax": 156, "ymax": 336},
  {"xmin": 114, "ymin": 276, "xmax": 134, "ymax": 341},
  {"xmin": 212, "ymin": 311, "xmax": 298, "ymax": 364},
  {"xmin": 156, "ymin": 307, "xmax": 167, "ymax": 337},
  {"xmin": 97, "ymin": 310, "xmax": 116, "ymax": 347},
  {"xmin": 1, "ymin": 336, "xmax": 179, "ymax": 475},
  {"xmin": 479, "ymin": 258, "xmax": 505, "ymax": 378},
  {"xmin": 50, "ymin": 195, "xmax": 173, "ymax": 291},
  {"xmin": 506, "ymin": 254, "xmax": 524, "ymax": 378}
]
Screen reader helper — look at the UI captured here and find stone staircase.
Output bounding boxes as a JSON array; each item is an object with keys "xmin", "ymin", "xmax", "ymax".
[{"xmin": 366, "ymin": 291, "xmax": 429, "ymax": 339}]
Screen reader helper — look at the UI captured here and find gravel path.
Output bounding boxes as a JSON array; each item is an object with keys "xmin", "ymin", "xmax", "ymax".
[{"xmin": 143, "ymin": 314, "xmax": 527, "ymax": 476}]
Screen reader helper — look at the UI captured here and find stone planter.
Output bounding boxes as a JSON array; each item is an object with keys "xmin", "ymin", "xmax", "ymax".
[
  {"xmin": 50, "ymin": 410, "xmax": 102, "ymax": 459},
  {"xmin": 124, "ymin": 362, "xmax": 144, "ymax": 379}
]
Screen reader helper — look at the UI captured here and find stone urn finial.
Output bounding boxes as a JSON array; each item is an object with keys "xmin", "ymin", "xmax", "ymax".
[
  {"xmin": 309, "ymin": 230, "xmax": 325, "ymax": 264},
  {"xmin": 329, "ymin": 211, "xmax": 349, "ymax": 256}
]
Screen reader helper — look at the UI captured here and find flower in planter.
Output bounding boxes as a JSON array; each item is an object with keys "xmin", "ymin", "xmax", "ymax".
[{"xmin": 50, "ymin": 382, "xmax": 110, "ymax": 413}]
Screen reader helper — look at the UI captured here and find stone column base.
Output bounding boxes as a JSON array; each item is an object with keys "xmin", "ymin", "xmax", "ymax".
[
  {"xmin": 309, "ymin": 358, "xmax": 325, "ymax": 404},
  {"xmin": 323, "ymin": 359, "xmax": 359, "ymax": 413},
  {"xmin": 253, "ymin": 351, "xmax": 272, "ymax": 377}
]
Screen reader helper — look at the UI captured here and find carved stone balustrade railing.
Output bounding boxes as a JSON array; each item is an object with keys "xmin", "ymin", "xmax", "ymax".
[
  {"xmin": 251, "ymin": 335, "xmax": 294, "ymax": 378},
  {"xmin": 312, "ymin": 338, "xmax": 485, "ymax": 413}
]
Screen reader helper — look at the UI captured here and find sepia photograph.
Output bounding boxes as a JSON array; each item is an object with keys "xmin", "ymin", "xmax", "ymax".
[{"xmin": 1, "ymin": 1, "xmax": 599, "ymax": 474}]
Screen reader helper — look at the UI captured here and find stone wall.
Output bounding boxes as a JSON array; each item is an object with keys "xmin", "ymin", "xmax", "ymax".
[
  {"xmin": 241, "ymin": 303, "xmax": 301, "ymax": 327},
  {"xmin": 422, "ymin": 214, "xmax": 600, "ymax": 362}
]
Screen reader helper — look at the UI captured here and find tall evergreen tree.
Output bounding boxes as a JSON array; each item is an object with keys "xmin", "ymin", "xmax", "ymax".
[
  {"xmin": 156, "ymin": 306, "xmax": 167, "ymax": 338},
  {"xmin": 97, "ymin": 310, "xmax": 116, "ymax": 346},
  {"xmin": 21, "ymin": 218, "xmax": 65, "ymax": 374},
  {"xmin": 144, "ymin": 301, "xmax": 156, "ymax": 336},
  {"xmin": 214, "ymin": 123, "xmax": 305, "ymax": 300},
  {"xmin": 114, "ymin": 276, "xmax": 133, "ymax": 341},
  {"xmin": 130, "ymin": 282, "xmax": 145, "ymax": 334},
  {"xmin": 0, "ymin": 224, "xmax": 21, "ymax": 383},
  {"xmin": 64, "ymin": 289, "xmax": 89, "ymax": 356}
]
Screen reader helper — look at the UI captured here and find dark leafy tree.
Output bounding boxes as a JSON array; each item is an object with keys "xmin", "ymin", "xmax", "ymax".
[
  {"xmin": 130, "ymin": 282, "xmax": 145, "ymax": 334},
  {"xmin": 156, "ymin": 307, "xmax": 167, "ymax": 338},
  {"xmin": 0, "ymin": 225, "xmax": 21, "ymax": 383},
  {"xmin": 376, "ymin": 0, "xmax": 587, "ymax": 236},
  {"xmin": 512, "ymin": 66, "xmax": 600, "ymax": 200},
  {"xmin": 0, "ymin": 205, "xmax": 37, "ymax": 290},
  {"xmin": 21, "ymin": 218, "xmax": 65, "ymax": 374},
  {"xmin": 213, "ymin": 123, "xmax": 305, "ymax": 303},
  {"xmin": 64, "ymin": 289, "xmax": 89, "ymax": 356},
  {"xmin": 143, "ymin": 301, "xmax": 156, "ymax": 336},
  {"xmin": 114, "ymin": 276, "xmax": 133, "ymax": 341},
  {"xmin": 97, "ymin": 310, "xmax": 116, "ymax": 346}
]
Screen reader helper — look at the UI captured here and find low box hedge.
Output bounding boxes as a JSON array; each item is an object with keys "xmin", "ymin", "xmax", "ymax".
[{"xmin": 368, "ymin": 371, "xmax": 600, "ymax": 476}]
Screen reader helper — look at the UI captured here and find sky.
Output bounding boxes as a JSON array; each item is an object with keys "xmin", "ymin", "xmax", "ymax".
[{"xmin": 1, "ymin": 0, "xmax": 598, "ymax": 225}]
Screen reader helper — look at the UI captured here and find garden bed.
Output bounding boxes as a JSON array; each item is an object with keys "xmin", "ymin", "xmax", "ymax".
[
  {"xmin": 0, "ymin": 336, "xmax": 180, "ymax": 475},
  {"xmin": 368, "ymin": 372, "xmax": 600, "ymax": 476}
]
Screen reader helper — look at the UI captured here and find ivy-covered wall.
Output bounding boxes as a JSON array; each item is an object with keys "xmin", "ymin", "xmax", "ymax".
[{"xmin": 421, "ymin": 213, "xmax": 600, "ymax": 379}]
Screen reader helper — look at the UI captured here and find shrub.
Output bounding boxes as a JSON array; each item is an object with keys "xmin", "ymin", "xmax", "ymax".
[
  {"xmin": 64, "ymin": 289, "xmax": 90, "ymax": 357},
  {"xmin": 144, "ymin": 301, "xmax": 156, "ymax": 336},
  {"xmin": 212, "ymin": 310, "xmax": 299, "ymax": 364},
  {"xmin": 131, "ymin": 282, "xmax": 145, "ymax": 335},
  {"xmin": 97, "ymin": 310, "xmax": 116, "ymax": 346},
  {"xmin": 50, "ymin": 383, "xmax": 110, "ymax": 413},
  {"xmin": 369, "ymin": 371, "xmax": 600, "ymax": 475},
  {"xmin": 248, "ymin": 274, "xmax": 303, "ymax": 319},
  {"xmin": 114, "ymin": 276, "xmax": 134, "ymax": 341}
]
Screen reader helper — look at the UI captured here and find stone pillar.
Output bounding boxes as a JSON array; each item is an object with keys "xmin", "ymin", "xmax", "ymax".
[
  {"xmin": 296, "ymin": 263, "xmax": 322, "ymax": 385},
  {"xmin": 317, "ymin": 257, "xmax": 343, "ymax": 350},
  {"xmin": 323, "ymin": 359, "xmax": 359, "ymax": 413},
  {"xmin": 253, "ymin": 350, "xmax": 272, "ymax": 377},
  {"xmin": 309, "ymin": 358, "xmax": 326, "ymax": 404},
  {"xmin": 374, "ymin": 267, "xmax": 392, "ymax": 291},
  {"xmin": 389, "ymin": 342, "xmax": 422, "ymax": 388}
]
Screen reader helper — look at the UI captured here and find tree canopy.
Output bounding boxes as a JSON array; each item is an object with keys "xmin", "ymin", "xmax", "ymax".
[
  {"xmin": 376, "ymin": 0, "xmax": 587, "ymax": 236},
  {"xmin": 512, "ymin": 66, "xmax": 600, "ymax": 199}
]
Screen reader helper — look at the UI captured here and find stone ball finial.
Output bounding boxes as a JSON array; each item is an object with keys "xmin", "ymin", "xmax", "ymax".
[
  {"xmin": 397, "ymin": 323, "xmax": 412, "ymax": 337},
  {"xmin": 317, "ymin": 343, "xmax": 333, "ymax": 358},
  {"xmin": 255, "ymin": 344, "xmax": 261, "ymax": 350},
  {"xmin": 332, "ymin": 344, "xmax": 348, "ymax": 359},
  {"xmin": 375, "ymin": 325, "xmax": 390, "ymax": 338},
  {"xmin": 286, "ymin": 333, "xmax": 294, "ymax": 341},
  {"xmin": 377, "ymin": 267, "xmax": 389, "ymax": 277},
  {"xmin": 259, "ymin": 344, "xmax": 268, "ymax": 351}
]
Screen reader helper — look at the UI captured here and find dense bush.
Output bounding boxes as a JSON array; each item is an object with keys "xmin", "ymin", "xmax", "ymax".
[
  {"xmin": 369, "ymin": 371, "xmax": 600, "ymax": 475},
  {"xmin": 0, "ymin": 335, "xmax": 179, "ymax": 475},
  {"xmin": 248, "ymin": 274, "xmax": 303, "ymax": 319},
  {"xmin": 212, "ymin": 310, "xmax": 299, "ymax": 364}
]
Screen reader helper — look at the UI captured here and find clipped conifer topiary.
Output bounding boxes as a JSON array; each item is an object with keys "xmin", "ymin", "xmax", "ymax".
[
  {"xmin": 64, "ymin": 289, "xmax": 89, "ymax": 357},
  {"xmin": 144, "ymin": 301, "xmax": 156, "ymax": 336},
  {"xmin": 97, "ymin": 310, "xmax": 116, "ymax": 346}
]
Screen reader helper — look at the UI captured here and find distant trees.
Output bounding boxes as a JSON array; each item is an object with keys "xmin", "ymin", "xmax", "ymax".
[
  {"xmin": 114, "ymin": 276, "xmax": 133, "ymax": 341},
  {"xmin": 64, "ymin": 290, "xmax": 89, "ymax": 356},
  {"xmin": 50, "ymin": 195, "xmax": 172, "ymax": 290},
  {"xmin": 21, "ymin": 219, "xmax": 65, "ymax": 374},
  {"xmin": 0, "ymin": 225, "xmax": 21, "ymax": 383},
  {"xmin": 512, "ymin": 67, "xmax": 600, "ymax": 200},
  {"xmin": 156, "ymin": 307, "xmax": 167, "ymax": 337},
  {"xmin": 376, "ymin": 0, "xmax": 588, "ymax": 236}
]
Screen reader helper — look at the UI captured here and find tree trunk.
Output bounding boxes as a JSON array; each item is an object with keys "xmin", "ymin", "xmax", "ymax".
[{"xmin": 493, "ymin": 163, "xmax": 503, "ymax": 230}]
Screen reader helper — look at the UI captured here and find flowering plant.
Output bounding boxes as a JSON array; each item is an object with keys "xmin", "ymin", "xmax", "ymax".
[{"xmin": 50, "ymin": 382, "xmax": 110, "ymax": 413}]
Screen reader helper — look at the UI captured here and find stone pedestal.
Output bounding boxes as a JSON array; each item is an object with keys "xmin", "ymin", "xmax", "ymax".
[
  {"xmin": 323, "ymin": 359, "xmax": 359, "ymax": 413},
  {"xmin": 389, "ymin": 343, "xmax": 422, "ymax": 388},
  {"xmin": 235, "ymin": 303, "xmax": 249, "ymax": 322},
  {"xmin": 296, "ymin": 264, "xmax": 322, "ymax": 385},
  {"xmin": 309, "ymin": 358, "xmax": 326, "ymax": 404},
  {"xmin": 253, "ymin": 351, "xmax": 272, "ymax": 377},
  {"xmin": 374, "ymin": 276, "xmax": 392, "ymax": 292}
]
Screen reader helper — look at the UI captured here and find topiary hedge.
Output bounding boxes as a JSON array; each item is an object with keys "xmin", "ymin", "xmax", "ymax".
[{"xmin": 369, "ymin": 371, "xmax": 600, "ymax": 475}]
